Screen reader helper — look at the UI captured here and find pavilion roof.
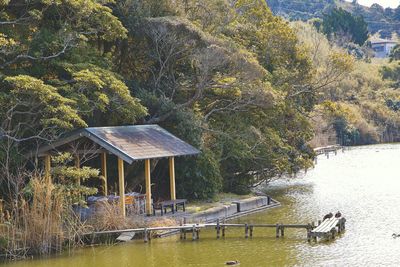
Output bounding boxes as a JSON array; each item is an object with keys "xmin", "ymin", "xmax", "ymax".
[{"xmin": 37, "ymin": 125, "xmax": 200, "ymax": 164}]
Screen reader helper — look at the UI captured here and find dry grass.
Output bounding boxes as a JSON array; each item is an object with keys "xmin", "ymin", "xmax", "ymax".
[
  {"xmin": 0, "ymin": 178, "xmax": 88, "ymax": 259},
  {"xmin": 146, "ymin": 217, "xmax": 178, "ymax": 228},
  {"xmin": 87, "ymin": 201, "xmax": 145, "ymax": 231},
  {"xmin": 0, "ymin": 179, "xmax": 186, "ymax": 259}
]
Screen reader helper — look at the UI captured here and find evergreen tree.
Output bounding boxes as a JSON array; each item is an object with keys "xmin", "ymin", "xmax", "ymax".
[{"xmin": 322, "ymin": 8, "xmax": 369, "ymax": 46}]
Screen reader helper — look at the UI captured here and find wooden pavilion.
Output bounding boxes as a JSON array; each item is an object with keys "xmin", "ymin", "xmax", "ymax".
[{"xmin": 35, "ymin": 125, "xmax": 200, "ymax": 217}]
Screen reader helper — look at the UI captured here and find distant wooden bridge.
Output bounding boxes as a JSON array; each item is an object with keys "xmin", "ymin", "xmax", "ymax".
[
  {"xmin": 314, "ymin": 144, "xmax": 344, "ymax": 157},
  {"xmin": 86, "ymin": 215, "xmax": 346, "ymax": 243}
]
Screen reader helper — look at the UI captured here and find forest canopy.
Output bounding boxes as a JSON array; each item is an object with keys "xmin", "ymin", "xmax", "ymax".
[{"xmin": 0, "ymin": 0, "xmax": 396, "ymax": 202}]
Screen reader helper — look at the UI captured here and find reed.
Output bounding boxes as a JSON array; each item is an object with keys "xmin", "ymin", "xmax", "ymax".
[
  {"xmin": 0, "ymin": 178, "xmax": 178, "ymax": 260},
  {"xmin": 0, "ymin": 178, "xmax": 88, "ymax": 259}
]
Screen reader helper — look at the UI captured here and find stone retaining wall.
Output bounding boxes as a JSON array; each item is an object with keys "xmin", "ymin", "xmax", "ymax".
[
  {"xmin": 233, "ymin": 196, "xmax": 271, "ymax": 212},
  {"xmin": 186, "ymin": 196, "xmax": 277, "ymax": 223}
]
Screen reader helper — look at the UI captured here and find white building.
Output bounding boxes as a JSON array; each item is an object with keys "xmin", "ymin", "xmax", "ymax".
[{"xmin": 371, "ymin": 38, "xmax": 398, "ymax": 58}]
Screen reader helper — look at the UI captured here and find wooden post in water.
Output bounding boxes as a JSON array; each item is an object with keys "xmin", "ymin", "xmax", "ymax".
[
  {"xmin": 144, "ymin": 228, "xmax": 148, "ymax": 243},
  {"xmin": 276, "ymin": 224, "xmax": 280, "ymax": 238},
  {"xmin": 222, "ymin": 218, "xmax": 226, "ymax": 237},
  {"xmin": 192, "ymin": 226, "xmax": 196, "ymax": 241},
  {"xmin": 216, "ymin": 219, "xmax": 220, "ymax": 239},
  {"xmin": 180, "ymin": 219, "xmax": 183, "ymax": 239},
  {"xmin": 183, "ymin": 217, "xmax": 187, "ymax": 239}
]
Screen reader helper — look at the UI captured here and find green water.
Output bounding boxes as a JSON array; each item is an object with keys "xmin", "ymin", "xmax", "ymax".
[{"xmin": 4, "ymin": 144, "xmax": 400, "ymax": 266}]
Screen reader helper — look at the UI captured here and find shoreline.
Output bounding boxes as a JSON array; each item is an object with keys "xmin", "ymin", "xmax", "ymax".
[
  {"xmin": 158, "ymin": 196, "xmax": 280, "ymax": 238},
  {"xmin": 89, "ymin": 196, "xmax": 281, "ymax": 239}
]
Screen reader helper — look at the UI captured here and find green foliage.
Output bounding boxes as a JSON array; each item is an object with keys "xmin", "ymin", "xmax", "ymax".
[
  {"xmin": 67, "ymin": 66, "xmax": 147, "ymax": 125},
  {"xmin": 267, "ymin": 0, "xmax": 400, "ymax": 39},
  {"xmin": 381, "ymin": 63, "xmax": 400, "ymax": 88},
  {"xmin": 311, "ymin": 55, "xmax": 400, "ymax": 147},
  {"xmin": 110, "ymin": 0, "xmax": 318, "ymax": 196},
  {"xmin": 266, "ymin": 0, "xmax": 335, "ymax": 21},
  {"xmin": 322, "ymin": 8, "xmax": 368, "ymax": 46},
  {"xmin": 4, "ymin": 75, "xmax": 86, "ymax": 130},
  {"xmin": 389, "ymin": 45, "xmax": 400, "ymax": 62},
  {"xmin": 176, "ymin": 149, "xmax": 222, "ymax": 200},
  {"xmin": 0, "ymin": 0, "xmax": 146, "ymax": 160},
  {"xmin": 6, "ymin": 0, "xmax": 394, "ymax": 201},
  {"xmin": 51, "ymin": 153, "xmax": 100, "ymax": 205}
]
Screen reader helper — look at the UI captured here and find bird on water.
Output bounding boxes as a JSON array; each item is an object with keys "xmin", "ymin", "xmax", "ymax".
[
  {"xmin": 225, "ymin": 260, "xmax": 240, "ymax": 265},
  {"xmin": 323, "ymin": 212, "xmax": 333, "ymax": 221}
]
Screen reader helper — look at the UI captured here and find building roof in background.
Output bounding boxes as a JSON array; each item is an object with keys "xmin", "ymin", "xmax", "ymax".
[
  {"xmin": 37, "ymin": 125, "xmax": 200, "ymax": 164},
  {"xmin": 370, "ymin": 38, "xmax": 398, "ymax": 45}
]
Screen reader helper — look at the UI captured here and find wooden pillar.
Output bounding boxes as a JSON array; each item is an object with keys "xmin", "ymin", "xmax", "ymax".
[
  {"xmin": 75, "ymin": 154, "xmax": 80, "ymax": 185},
  {"xmin": 118, "ymin": 158, "xmax": 126, "ymax": 218},
  {"xmin": 44, "ymin": 155, "xmax": 51, "ymax": 184},
  {"xmin": 145, "ymin": 159, "xmax": 152, "ymax": 215},
  {"xmin": 101, "ymin": 152, "xmax": 108, "ymax": 195},
  {"xmin": 169, "ymin": 157, "xmax": 176, "ymax": 200}
]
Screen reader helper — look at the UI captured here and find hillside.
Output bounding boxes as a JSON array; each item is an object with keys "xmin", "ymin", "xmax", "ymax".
[{"xmin": 266, "ymin": 0, "xmax": 400, "ymax": 38}]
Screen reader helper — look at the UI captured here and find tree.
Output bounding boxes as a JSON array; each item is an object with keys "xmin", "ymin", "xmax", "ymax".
[
  {"xmin": 384, "ymin": 8, "xmax": 394, "ymax": 18},
  {"xmin": 389, "ymin": 44, "xmax": 400, "ymax": 62},
  {"xmin": 370, "ymin": 4, "xmax": 384, "ymax": 14},
  {"xmin": 322, "ymin": 8, "xmax": 369, "ymax": 46},
  {"xmin": 0, "ymin": 0, "xmax": 147, "ymax": 199},
  {"xmin": 394, "ymin": 5, "xmax": 400, "ymax": 20},
  {"xmin": 110, "ymin": 0, "xmax": 319, "ymax": 195}
]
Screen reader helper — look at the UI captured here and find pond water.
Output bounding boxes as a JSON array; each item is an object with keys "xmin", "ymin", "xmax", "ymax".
[{"xmin": 4, "ymin": 144, "xmax": 400, "ymax": 266}]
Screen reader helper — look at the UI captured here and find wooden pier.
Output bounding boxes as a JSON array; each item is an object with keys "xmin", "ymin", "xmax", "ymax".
[
  {"xmin": 86, "ymin": 216, "xmax": 346, "ymax": 243},
  {"xmin": 308, "ymin": 217, "xmax": 346, "ymax": 242},
  {"xmin": 314, "ymin": 144, "xmax": 343, "ymax": 158}
]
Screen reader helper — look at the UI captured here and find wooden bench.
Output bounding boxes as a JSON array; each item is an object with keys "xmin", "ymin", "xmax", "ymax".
[{"xmin": 153, "ymin": 199, "xmax": 187, "ymax": 216}]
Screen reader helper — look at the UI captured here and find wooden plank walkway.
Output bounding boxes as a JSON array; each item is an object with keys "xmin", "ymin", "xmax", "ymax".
[
  {"xmin": 308, "ymin": 217, "xmax": 346, "ymax": 241},
  {"xmin": 314, "ymin": 144, "xmax": 343, "ymax": 158},
  {"xmin": 88, "ymin": 216, "xmax": 346, "ymax": 243}
]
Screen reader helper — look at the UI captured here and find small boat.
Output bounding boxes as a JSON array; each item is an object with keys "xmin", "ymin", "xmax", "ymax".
[{"xmin": 225, "ymin": 260, "xmax": 240, "ymax": 265}]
